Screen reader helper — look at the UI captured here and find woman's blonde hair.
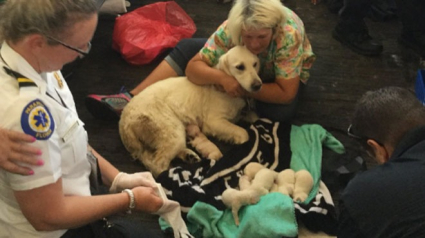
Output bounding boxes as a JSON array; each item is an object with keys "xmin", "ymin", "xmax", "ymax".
[
  {"xmin": 0, "ymin": 0, "xmax": 97, "ymax": 44},
  {"xmin": 227, "ymin": 0, "xmax": 288, "ymax": 45}
]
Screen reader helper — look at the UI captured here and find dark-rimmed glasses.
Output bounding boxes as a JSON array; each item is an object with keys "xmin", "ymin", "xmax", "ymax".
[
  {"xmin": 347, "ymin": 124, "xmax": 384, "ymax": 146},
  {"xmin": 347, "ymin": 124, "xmax": 362, "ymax": 140},
  {"xmin": 45, "ymin": 35, "xmax": 91, "ymax": 57}
]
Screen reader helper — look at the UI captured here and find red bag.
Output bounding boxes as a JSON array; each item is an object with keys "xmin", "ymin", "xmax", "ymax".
[{"xmin": 112, "ymin": 1, "xmax": 197, "ymax": 65}]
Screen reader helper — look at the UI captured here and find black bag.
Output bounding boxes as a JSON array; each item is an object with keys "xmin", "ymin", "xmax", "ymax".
[{"xmin": 62, "ymin": 216, "xmax": 163, "ymax": 238}]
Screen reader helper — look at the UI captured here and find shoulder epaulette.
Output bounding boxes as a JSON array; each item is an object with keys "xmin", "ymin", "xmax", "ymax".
[{"xmin": 3, "ymin": 66, "xmax": 37, "ymax": 88}]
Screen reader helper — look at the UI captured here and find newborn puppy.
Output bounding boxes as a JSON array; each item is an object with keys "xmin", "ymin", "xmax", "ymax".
[
  {"xmin": 293, "ymin": 170, "xmax": 314, "ymax": 203},
  {"xmin": 186, "ymin": 124, "xmax": 223, "ymax": 160}
]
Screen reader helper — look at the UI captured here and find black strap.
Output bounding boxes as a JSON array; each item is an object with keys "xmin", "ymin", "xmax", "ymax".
[
  {"xmin": 3, "ymin": 66, "xmax": 38, "ymax": 89},
  {"xmin": 46, "ymin": 89, "xmax": 69, "ymax": 109},
  {"xmin": 3, "ymin": 66, "xmax": 26, "ymax": 79}
]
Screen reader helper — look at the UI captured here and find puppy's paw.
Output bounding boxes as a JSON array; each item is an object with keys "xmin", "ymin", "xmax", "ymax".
[
  {"xmin": 208, "ymin": 150, "xmax": 223, "ymax": 161},
  {"xmin": 180, "ymin": 149, "xmax": 201, "ymax": 164},
  {"xmin": 187, "ymin": 152, "xmax": 201, "ymax": 163},
  {"xmin": 293, "ymin": 193, "xmax": 308, "ymax": 203}
]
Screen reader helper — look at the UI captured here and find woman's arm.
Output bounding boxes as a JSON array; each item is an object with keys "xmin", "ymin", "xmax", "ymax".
[
  {"xmin": 186, "ymin": 53, "xmax": 234, "ymax": 85},
  {"xmin": 14, "ymin": 178, "xmax": 162, "ymax": 231},
  {"xmin": 14, "ymin": 178, "xmax": 128, "ymax": 231},
  {"xmin": 187, "ymin": 53, "xmax": 301, "ymax": 104},
  {"xmin": 89, "ymin": 145, "xmax": 119, "ymax": 187},
  {"xmin": 13, "ymin": 145, "xmax": 163, "ymax": 231}
]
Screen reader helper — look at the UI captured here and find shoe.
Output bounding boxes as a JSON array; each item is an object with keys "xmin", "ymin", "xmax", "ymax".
[
  {"xmin": 398, "ymin": 32, "xmax": 425, "ymax": 58},
  {"xmin": 332, "ymin": 28, "xmax": 383, "ymax": 56},
  {"xmin": 325, "ymin": 0, "xmax": 343, "ymax": 14},
  {"xmin": 85, "ymin": 86, "xmax": 132, "ymax": 120}
]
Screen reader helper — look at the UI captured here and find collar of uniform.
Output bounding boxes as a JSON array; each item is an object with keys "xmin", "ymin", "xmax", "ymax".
[{"xmin": 1, "ymin": 41, "xmax": 47, "ymax": 94}]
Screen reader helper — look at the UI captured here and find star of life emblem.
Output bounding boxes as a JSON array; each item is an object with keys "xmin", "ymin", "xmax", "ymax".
[{"xmin": 21, "ymin": 99, "xmax": 55, "ymax": 140}]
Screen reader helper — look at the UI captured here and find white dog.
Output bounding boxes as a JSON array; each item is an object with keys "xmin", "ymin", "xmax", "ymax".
[{"xmin": 119, "ymin": 46, "xmax": 262, "ymax": 177}]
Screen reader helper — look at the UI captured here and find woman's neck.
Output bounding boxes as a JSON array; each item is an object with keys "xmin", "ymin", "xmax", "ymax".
[{"xmin": 7, "ymin": 40, "xmax": 42, "ymax": 74}]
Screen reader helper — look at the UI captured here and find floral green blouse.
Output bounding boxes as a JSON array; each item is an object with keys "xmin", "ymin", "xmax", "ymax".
[{"xmin": 200, "ymin": 6, "xmax": 316, "ymax": 84}]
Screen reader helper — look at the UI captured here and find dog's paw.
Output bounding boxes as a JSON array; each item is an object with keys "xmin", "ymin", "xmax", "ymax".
[
  {"xmin": 242, "ymin": 111, "xmax": 259, "ymax": 124},
  {"xmin": 231, "ymin": 129, "xmax": 249, "ymax": 144}
]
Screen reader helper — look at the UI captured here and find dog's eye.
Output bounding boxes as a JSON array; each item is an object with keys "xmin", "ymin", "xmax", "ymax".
[
  {"xmin": 236, "ymin": 64, "xmax": 245, "ymax": 71},
  {"xmin": 253, "ymin": 62, "xmax": 258, "ymax": 68}
]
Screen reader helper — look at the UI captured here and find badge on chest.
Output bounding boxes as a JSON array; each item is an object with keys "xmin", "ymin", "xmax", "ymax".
[{"xmin": 54, "ymin": 72, "xmax": 64, "ymax": 89}]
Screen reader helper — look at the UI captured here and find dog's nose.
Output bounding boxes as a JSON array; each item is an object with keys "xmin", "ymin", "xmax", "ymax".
[{"xmin": 251, "ymin": 81, "xmax": 262, "ymax": 92}]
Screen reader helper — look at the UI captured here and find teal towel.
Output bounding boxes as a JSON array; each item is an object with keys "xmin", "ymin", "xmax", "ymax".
[
  {"xmin": 186, "ymin": 193, "xmax": 298, "ymax": 238},
  {"xmin": 290, "ymin": 124, "xmax": 345, "ymax": 203}
]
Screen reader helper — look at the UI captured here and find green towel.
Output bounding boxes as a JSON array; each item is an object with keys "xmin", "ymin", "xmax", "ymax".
[
  {"xmin": 290, "ymin": 124, "xmax": 345, "ymax": 203},
  {"xmin": 186, "ymin": 193, "xmax": 298, "ymax": 238}
]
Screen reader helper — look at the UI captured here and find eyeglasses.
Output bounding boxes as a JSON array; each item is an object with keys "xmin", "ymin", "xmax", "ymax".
[
  {"xmin": 347, "ymin": 124, "xmax": 362, "ymax": 140},
  {"xmin": 45, "ymin": 35, "xmax": 91, "ymax": 57},
  {"xmin": 347, "ymin": 124, "xmax": 384, "ymax": 146}
]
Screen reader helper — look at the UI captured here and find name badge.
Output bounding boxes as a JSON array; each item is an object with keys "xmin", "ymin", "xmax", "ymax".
[{"xmin": 62, "ymin": 120, "xmax": 79, "ymax": 143}]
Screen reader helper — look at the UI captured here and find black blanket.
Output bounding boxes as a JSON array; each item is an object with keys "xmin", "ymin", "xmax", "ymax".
[{"xmin": 157, "ymin": 119, "xmax": 338, "ymax": 235}]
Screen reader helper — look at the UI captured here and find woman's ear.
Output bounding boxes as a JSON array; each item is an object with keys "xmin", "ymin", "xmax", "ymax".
[
  {"xmin": 23, "ymin": 34, "xmax": 46, "ymax": 54},
  {"xmin": 366, "ymin": 139, "xmax": 389, "ymax": 164},
  {"xmin": 27, "ymin": 34, "xmax": 45, "ymax": 48}
]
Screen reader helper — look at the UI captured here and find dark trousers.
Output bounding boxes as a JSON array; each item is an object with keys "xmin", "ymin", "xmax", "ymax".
[
  {"xmin": 395, "ymin": 0, "xmax": 425, "ymax": 34},
  {"xmin": 61, "ymin": 216, "xmax": 162, "ymax": 238},
  {"xmin": 337, "ymin": 0, "xmax": 425, "ymax": 35},
  {"xmin": 337, "ymin": 0, "xmax": 371, "ymax": 33}
]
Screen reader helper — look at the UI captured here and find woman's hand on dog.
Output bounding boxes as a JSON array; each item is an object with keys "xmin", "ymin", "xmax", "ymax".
[{"xmin": 217, "ymin": 76, "xmax": 245, "ymax": 97}]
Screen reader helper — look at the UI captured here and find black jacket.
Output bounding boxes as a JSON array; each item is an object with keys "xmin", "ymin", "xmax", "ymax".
[{"xmin": 338, "ymin": 126, "xmax": 425, "ymax": 238}]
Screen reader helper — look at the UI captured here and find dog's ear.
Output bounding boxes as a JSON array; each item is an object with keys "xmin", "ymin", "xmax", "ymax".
[{"xmin": 217, "ymin": 52, "xmax": 231, "ymax": 75}]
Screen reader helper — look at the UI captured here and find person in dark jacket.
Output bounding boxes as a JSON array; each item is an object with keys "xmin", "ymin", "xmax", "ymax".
[
  {"xmin": 331, "ymin": 0, "xmax": 425, "ymax": 57},
  {"xmin": 339, "ymin": 86, "xmax": 425, "ymax": 237}
]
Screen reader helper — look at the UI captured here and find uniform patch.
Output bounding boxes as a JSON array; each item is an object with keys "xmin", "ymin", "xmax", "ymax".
[{"xmin": 21, "ymin": 99, "xmax": 55, "ymax": 140}]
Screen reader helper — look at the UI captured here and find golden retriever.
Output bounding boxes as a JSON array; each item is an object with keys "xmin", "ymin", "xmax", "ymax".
[{"xmin": 119, "ymin": 46, "xmax": 262, "ymax": 176}]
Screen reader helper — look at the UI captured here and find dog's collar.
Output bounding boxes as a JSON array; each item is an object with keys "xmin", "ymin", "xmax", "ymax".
[{"xmin": 245, "ymin": 97, "xmax": 255, "ymax": 111}]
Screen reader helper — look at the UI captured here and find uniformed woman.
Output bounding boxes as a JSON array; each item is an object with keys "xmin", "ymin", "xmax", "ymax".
[{"xmin": 0, "ymin": 1, "xmax": 164, "ymax": 237}]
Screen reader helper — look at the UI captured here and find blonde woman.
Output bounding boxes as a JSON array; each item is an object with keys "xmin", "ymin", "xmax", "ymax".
[{"xmin": 87, "ymin": 0, "xmax": 315, "ymax": 122}]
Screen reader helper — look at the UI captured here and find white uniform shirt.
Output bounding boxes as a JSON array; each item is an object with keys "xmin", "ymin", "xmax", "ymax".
[{"xmin": 0, "ymin": 42, "xmax": 91, "ymax": 238}]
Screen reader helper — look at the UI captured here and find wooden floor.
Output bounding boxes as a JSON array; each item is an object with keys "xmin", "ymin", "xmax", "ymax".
[{"xmin": 66, "ymin": 0, "xmax": 423, "ymax": 236}]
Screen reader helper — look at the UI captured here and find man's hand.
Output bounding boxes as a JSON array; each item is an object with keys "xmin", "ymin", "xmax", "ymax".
[{"xmin": 0, "ymin": 129, "xmax": 43, "ymax": 175}]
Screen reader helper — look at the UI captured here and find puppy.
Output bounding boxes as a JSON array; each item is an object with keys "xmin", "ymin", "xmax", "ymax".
[{"xmin": 119, "ymin": 46, "xmax": 262, "ymax": 177}]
